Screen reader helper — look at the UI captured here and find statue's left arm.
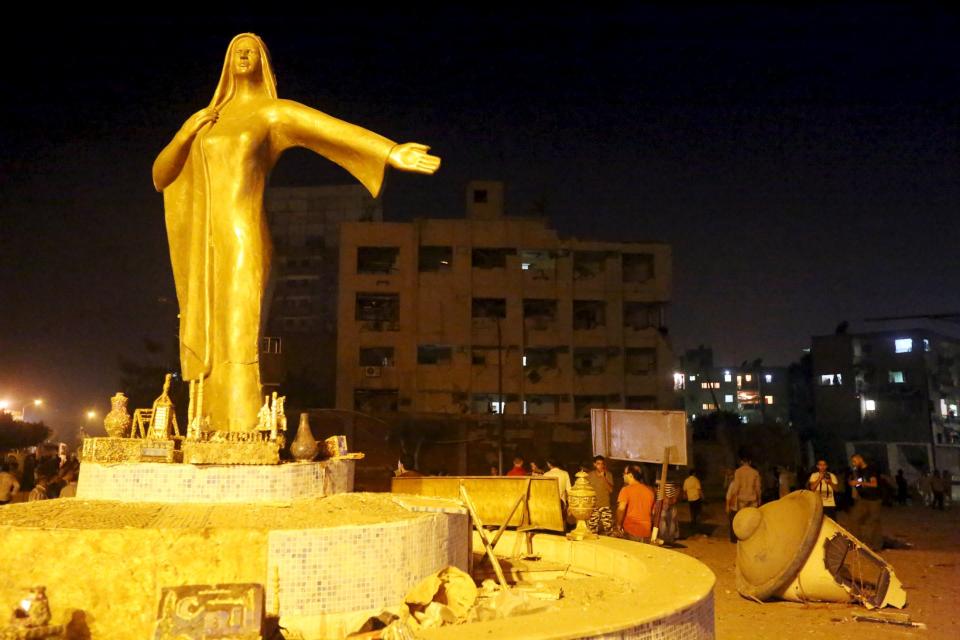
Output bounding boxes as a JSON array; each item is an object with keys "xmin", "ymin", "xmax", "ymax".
[{"xmin": 271, "ymin": 100, "xmax": 440, "ymax": 197}]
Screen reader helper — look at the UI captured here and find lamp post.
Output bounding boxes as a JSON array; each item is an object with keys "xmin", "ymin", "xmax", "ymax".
[{"xmin": 23, "ymin": 398, "xmax": 42, "ymax": 422}]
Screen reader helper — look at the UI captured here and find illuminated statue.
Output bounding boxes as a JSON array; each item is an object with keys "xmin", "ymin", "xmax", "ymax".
[{"xmin": 153, "ymin": 34, "xmax": 440, "ymax": 431}]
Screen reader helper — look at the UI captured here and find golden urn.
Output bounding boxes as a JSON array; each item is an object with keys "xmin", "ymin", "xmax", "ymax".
[
  {"xmin": 290, "ymin": 413, "xmax": 319, "ymax": 461},
  {"xmin": 103, "ymin": 392, "xmax": 132, "ymax": 438},
  {"xmin": 567, "ymin": 470, "xmax": 599, "ymax": 540}
]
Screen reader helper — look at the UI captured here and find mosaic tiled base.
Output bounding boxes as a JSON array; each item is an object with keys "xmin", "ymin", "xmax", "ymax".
[
  {"xmin": 0, "ymin": 494, "xmax": 468, "ymax": 640},
  {"xmin": 76, "ymin": 460, "xmax": 354, "ymax": 503},
  {"xmin": 580, "ymin": 595, "xmax": 715, "ymax": 640}
]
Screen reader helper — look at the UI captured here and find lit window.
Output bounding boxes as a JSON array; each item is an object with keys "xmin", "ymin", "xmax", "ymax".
[
  {"xmin": 691, "ymin": 414, "xmax": 697, "ymax": 420},
  {"xmin": 521, "ymin": 262, "xmax": 531, "ymax": 270},
  {"xmin": 522, "ymin": 355, "xmax": 528, "ymax": 366},
  {"xmin": 889, "ymin": 371, "xmax": 904, "ymax": 384},
  {"xmin": 951, "ymin": 404, "xmax": 959, "ymax": 416},
  {"xmin": 864, "ymin": 399, "xmax": 876, "ymax": 412},
  {"xmin": 765, "ymin": 395, "xmax": 774, "ymax": 405},
  {"xmin": 490, "ymin": 401, "xmax": 505, "ymax": 414},
  {"xmin": 941, "ymin": 399, "xmax": 949, "ymax": 417},
  {"xmin": 724, "ymin": 394, "xmax": 734, "ymax": 403},
  {"xmin": 673, "ymin": 373, "xmax": 685, "ymax": 390},
  {"xmin": 701, "ymin": 381, "xmax": 720, "ymax": 389},
  {"xmin": 764, "ymin": 374, "xmax": 772, "ymax": 383},
  {"xmin": 923, "ymin": 338, "xmax": 931, "ymax": 352},
  {"xmin": 736, "ymin": 375, "xmax": 742, "ymax": 387},
  {"xmin": 895, "ymin": 338, "xmax": 912, "ymax": 353},
  {"xmin": 688, "ymin": 374, "xmax": 696, "ymax": 381},
  {"xmin": 820, "ymin": 373, "xmax": 842, "ymax": 386},
  {"xmin": 701, "ymin": 403, "xmax": 716, "ymax": 410},
  {"xmin": 724, "ymin": 372, "xmax": 732, "ymax": 383},
  {"xmin": 523, "ymin": 401, "xmax": 528, "ymax": 414},
  {"xmin": 745, "ymin": 374, "xmax": 753, "ymax": 382}
]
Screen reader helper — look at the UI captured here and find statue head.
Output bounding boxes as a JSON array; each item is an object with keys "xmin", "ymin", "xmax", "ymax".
[{"xmin": 210, "ymin": 33, "xmax": 278, "ymax": 109}]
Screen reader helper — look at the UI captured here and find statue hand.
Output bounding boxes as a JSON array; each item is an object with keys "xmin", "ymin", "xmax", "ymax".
[
  {"xmin": 388, "ymin": 143, "xmax": 441, "ymax": 175},
  {"xmin": 180, "ymin": 107, "xmax": 219, "ymax": 139}
]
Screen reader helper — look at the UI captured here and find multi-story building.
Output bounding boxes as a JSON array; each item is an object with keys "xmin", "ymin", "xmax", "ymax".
[
  {"xmin": 336, "ymin": 181, "xmax": 673, "ymax": 423},
  {"xmin": 263, "ymin": 185, "xmax": 382, "ymax": 405},
  {"xmin": 812, "ymin": 328, "xmax": 960, "ymax": 476},
  {"xmin": 677, "ymin": 346, "xmax": 790, "ymax": 425}
]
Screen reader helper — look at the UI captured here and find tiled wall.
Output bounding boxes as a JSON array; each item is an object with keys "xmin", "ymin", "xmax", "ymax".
[
  {"xmin": 582, "ymin": 596, "xmax": 715, "ymax": 640},
  {"xmin": 76, "ymin": 460, "xmax": 354, "ymax": 502},
  {"xmin": 268, "ymin": 511, "xmax": 469, "ymax": 617}
]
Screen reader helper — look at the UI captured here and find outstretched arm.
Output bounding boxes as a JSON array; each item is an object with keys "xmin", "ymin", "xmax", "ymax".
[
  {"xmin": 273, "ymin": 99, "xmax": 439, "ymax": 197},
  {"xmin": 152, "ymin": 107, "xmax": 219, "ymax": 191}
]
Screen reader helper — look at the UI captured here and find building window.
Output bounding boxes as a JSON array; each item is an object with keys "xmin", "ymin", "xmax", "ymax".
[
  {"xmin": 764, "ymin": 395, "xmax": 774, "ymax": 405},
  {"xmin": 525, "ymin": 395, "xmax": 560, "ymax": 415},
  {"xmin": 356, "ymin": 293, "xmax": 399, "ymax": 328},
  {"xmin": 473, "ymin": 188, "xmax": 488, "ymax": 203},
  {"xmin": 622, "ymin": 253, "xmax": 655, "ymax": 283},
  {"xmin": 673, "ymin": 373, "xmax": 685, "ymax": 390},
  {"xmin": 764, "ymin": 374, "xmax": 773, "ymax": 383},
  {"xmin": 525, "ymin": 348, "xmax": 559, "ymax": 370},
  {"xmin": 519, "ymin": 250, "xmax": 555, "ymax": 278},
  {"xmin": 923, "ymin": 338, "xmax": 931, "ymax": 352},
  {"xmin": 724, "ymin": 394, "xmax": 734, "ymax": 403},
  {"xmin": 700, "ymin": 381, "xmax": 720, "ymax": 389},
  {"xmin": 688, "ymin": 375, "xmax": 696, "ymax": 382},
  {"xmin": 626, "ymin": 395, "xmax": 657, "ymax": 410},
  {"xmin": 573, "ymin": 300, "xmax": 606, "ymax": 330},
  {"xmin": 701, "ymin": 403, "xmax": 717, "ymax": 411},
  {"xmin": 895, "ymin": 338, "xmax": 913, "ymax": 353},
  {"xmin": 819, "ymin": 373, "xmax": 843, "ymax": 386},
  {"xmin": 354, "ymin": 389, "xmax": 398, "ymax": 413},
  {"xmin": 357, "ymin": 246, "xmax": 399, "ymax": 274},
  {"xmin": 523, "ymin": 299, "xmax": 558, "ymax": 329},
  {"xmin": 625, "ymin": 348, "xmax": 656, "ymax": 375},
  {"xmin": 360, "ymin": 347, "xmax": 394, "ymax": 367},
  {"xmin": 623, "ymin": 302, "xmax": 661, "ymax": 331},
  {"xmin": 417, "ymin": 345, "xmax": 452, "ymax": 365},
  {"xmin": 573, "ymin": 251, "xmax": 607, "ymax": 280},
  {"xmin": 889, "ymin": 370, "xmax": 905, "ymax": 384},
  {"xmin": 472, "ymin": 347, "xmax": 500, "ymax": 366},
  {"xmin": 418, "ymin": 246, "xmax": 452, "ymax": 272},
  {"xmin": 472, "ymin": 248, "xmax": 515, "ymax": 269},
  {"xmin": 261, "ymin": 336, "xmax": 282, "ymax": 354},
  {"xmin": 864, "ymin": 399, "xmax": 877, "ymax": 412},
  {"xmin": 574, "ymin": 348, "xmax": 608, "ymax": 376},
  {"xmin": 472, "ymin": 297, "xmax": 507, "ymax": 319},
  {"xmin": 744, "ymin": 374, "xmax": 753, "ymax": 382},
  {"xmin": 724, "ymin": 372, "xmax": 732, "ymax": 383}
]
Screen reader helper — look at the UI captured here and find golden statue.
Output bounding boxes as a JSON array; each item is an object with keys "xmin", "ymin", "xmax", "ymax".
[{"xmin": 153, "ymin": 34, "xmax": 440, "ymax": 431}]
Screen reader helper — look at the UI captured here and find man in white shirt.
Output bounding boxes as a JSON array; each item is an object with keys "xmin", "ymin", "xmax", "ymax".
[
  {"xmin": 808, "ymin": 459, "xmax": 838, "ymax": 519},
  {"xmin": 543, "ymin": 458, "xmax": 572, "ymax": 508},
  {"xmin": 726, "ymin": 452, "xmax": 762, "ymax": 543},
  {"xmin": 682, "ymin": 468, "xmax": 704, "ymax": 531}
]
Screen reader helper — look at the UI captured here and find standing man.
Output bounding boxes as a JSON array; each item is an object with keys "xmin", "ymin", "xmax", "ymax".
[
  {"xmin": 726, "ymin": 451, "xmax": 762, "ymax": 543},
  {"xmin": 616, "ymin": 467, "xmax": 656, "ymax": 541},
  {"xmin": 682, "ymin": 468, "xmax": 704, "ymax": 531},
  {"xmin": 848, "ymin": 453, "xmax": 882, "ymax": 550},
  {"xmin": 587, "ymin": 455, "xmax": 615, "ymax": 535},
  {"xmin": 0, "ymin": 462, "xmax": 20, "ymax": 505},
  {"xmin": 808, "ymin": 459, "xmax": 839, "ymax": 520},
  {"xmin": 506, "ymin": 455, "xmax": 528, "ymax": 477},
  {"xmin": 543, "ymin": 458, "xmax": 572, "ymax": 509}
]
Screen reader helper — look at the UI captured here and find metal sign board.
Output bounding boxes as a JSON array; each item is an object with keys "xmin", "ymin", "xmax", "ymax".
[{"xmin": 591, "ymin": 409, "xmax": 688, "ymax": 465}]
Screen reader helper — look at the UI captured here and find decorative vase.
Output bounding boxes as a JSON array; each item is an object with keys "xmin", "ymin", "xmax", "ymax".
[
  {"xmin": 103, "ymin": 392, "xmax": 132, "ymax": 438},
  {"xmin": 566, "ymin": 470, "xmax": 598, "ymax": 540},
  {"xmin": 290, "ymin": 413, "xmax": 319, "ymax": 461}
]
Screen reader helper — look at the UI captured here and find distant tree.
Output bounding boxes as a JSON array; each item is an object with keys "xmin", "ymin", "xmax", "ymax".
[{"xmin": 0, "ymin": 413, "xmax": 51, "ymax": 449}]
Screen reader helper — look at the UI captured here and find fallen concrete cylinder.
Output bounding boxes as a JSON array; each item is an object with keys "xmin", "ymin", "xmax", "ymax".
[{"xmin": 733, "ymin": 490, "xmax": 906, "ymax": 609}]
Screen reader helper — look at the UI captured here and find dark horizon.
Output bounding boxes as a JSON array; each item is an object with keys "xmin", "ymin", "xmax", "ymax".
[{"xmin": 1, "ymin": 8, "xmax": 958, "ymax": 434}]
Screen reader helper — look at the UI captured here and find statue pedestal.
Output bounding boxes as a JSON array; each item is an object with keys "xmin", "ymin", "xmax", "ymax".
[{"xmin": 76, "ymin": 460, "xmax": 353, "ymax": 503}]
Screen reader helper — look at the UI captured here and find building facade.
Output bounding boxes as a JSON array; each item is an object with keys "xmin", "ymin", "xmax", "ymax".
[
  {"xmin": 336, "ymin": 181, "xmax": 673, "ymax": 423},
  {"xmin": 263, "ymin": 185, "xmax": 382, "ymax": 405},
  {"xmin": 812, "ymin": 329, "xmax": 960, "ymax": 476},
  {"xmin": 677, "ymin": 347, "xmax": 790, "ymax": 425}
]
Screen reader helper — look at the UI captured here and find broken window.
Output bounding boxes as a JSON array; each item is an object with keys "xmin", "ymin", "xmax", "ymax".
[
  {"xmin": 622, "ymin": 253, "xmax": 655, "ymax": 283},
  {"xmin": 623, "ymin": 302, "xmax": 661, "ymax": 330},
  {"xmin": 573, "ymin": 300, "xmax": 606, "ymax": 330},
  {"xmin": 418, "ymin": 246, "xmax": 453, "ymax": 272},
  {"xmin": 356, "ymin": 293, "xmax": 399, "ymax": 330},
  {"xmin": 574, "ymin": 348, "xmax": 608, "ymax": 375},
  {"xmin": 519, "ymin": 250, "xmax": 555, "ymax": 279},
  {"xmin": 523, "ymin": 299, "xmax": 557, "ymax": 330},
  {"xmin": 417, "ymin": 345, "xmax": 453, "ymax": 365},
  {"xmin": 625, "ymin": 348, "xmax": 657, "ymax": 375},
  {"xmin": 573, "ymin": 251, "xmax": 607, "ymax": 280},
  {"xmin": 472, "ymin": 298, "xmax": 506, "ymax": 319},
  {"xmin": 359, "ymin": 347, "xmax": 394, "ymax": 367},
  {"xmin": 354, "ymin": 389, "xmax": 398, "ymax": 413},
  {"xmin": 472, "ymin": 248, "xmax": 516, "ymax": 269},
  {"xmin": 626, "ymin": 395, "xmax": 657, "ymax": 410},
  {"xmin": 357, "ymin": 246, "xmax": 399, "ymax": 274}
]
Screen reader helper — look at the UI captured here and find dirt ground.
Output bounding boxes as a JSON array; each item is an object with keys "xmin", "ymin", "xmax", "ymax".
[{"xmin": 673, "ymin": 499, "xmax": 960, "ymax": 639}]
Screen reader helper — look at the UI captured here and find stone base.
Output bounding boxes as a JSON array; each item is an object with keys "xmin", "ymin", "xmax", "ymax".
[
  {"xmin": 81, "ymin": 437, "xmax": 179, "ymax": 463},
  {"xmin": 0, "ymin": 494, "xmax": 469, "ymax": 640},
  {"xmin": 181, "ymin": 439, "xmax": 279, "ymax": 465},
  {"xmin": 76, "ymin": 460, "xmax": 354, "ymax": 503}
]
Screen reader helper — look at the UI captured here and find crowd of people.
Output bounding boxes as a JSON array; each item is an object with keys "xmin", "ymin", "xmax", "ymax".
[{"xmin": 0, "ymin": 450, "xmax": 80, "ymax": 504}]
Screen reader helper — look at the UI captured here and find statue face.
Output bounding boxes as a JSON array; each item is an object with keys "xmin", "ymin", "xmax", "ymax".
[{"xmin": 232, "ymin": 37, "xmax": 261, "ymax": 76}]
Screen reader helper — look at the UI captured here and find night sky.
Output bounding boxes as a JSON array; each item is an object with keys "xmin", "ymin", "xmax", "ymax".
[{"xmin": 1, "ymin": 8, "xmax": 958, "ymax": 434}]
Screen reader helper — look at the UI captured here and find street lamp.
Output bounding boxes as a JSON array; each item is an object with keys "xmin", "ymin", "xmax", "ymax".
[{"xmin": 22, "ymin": 398, "xmax": 42, "ymax": 422}]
